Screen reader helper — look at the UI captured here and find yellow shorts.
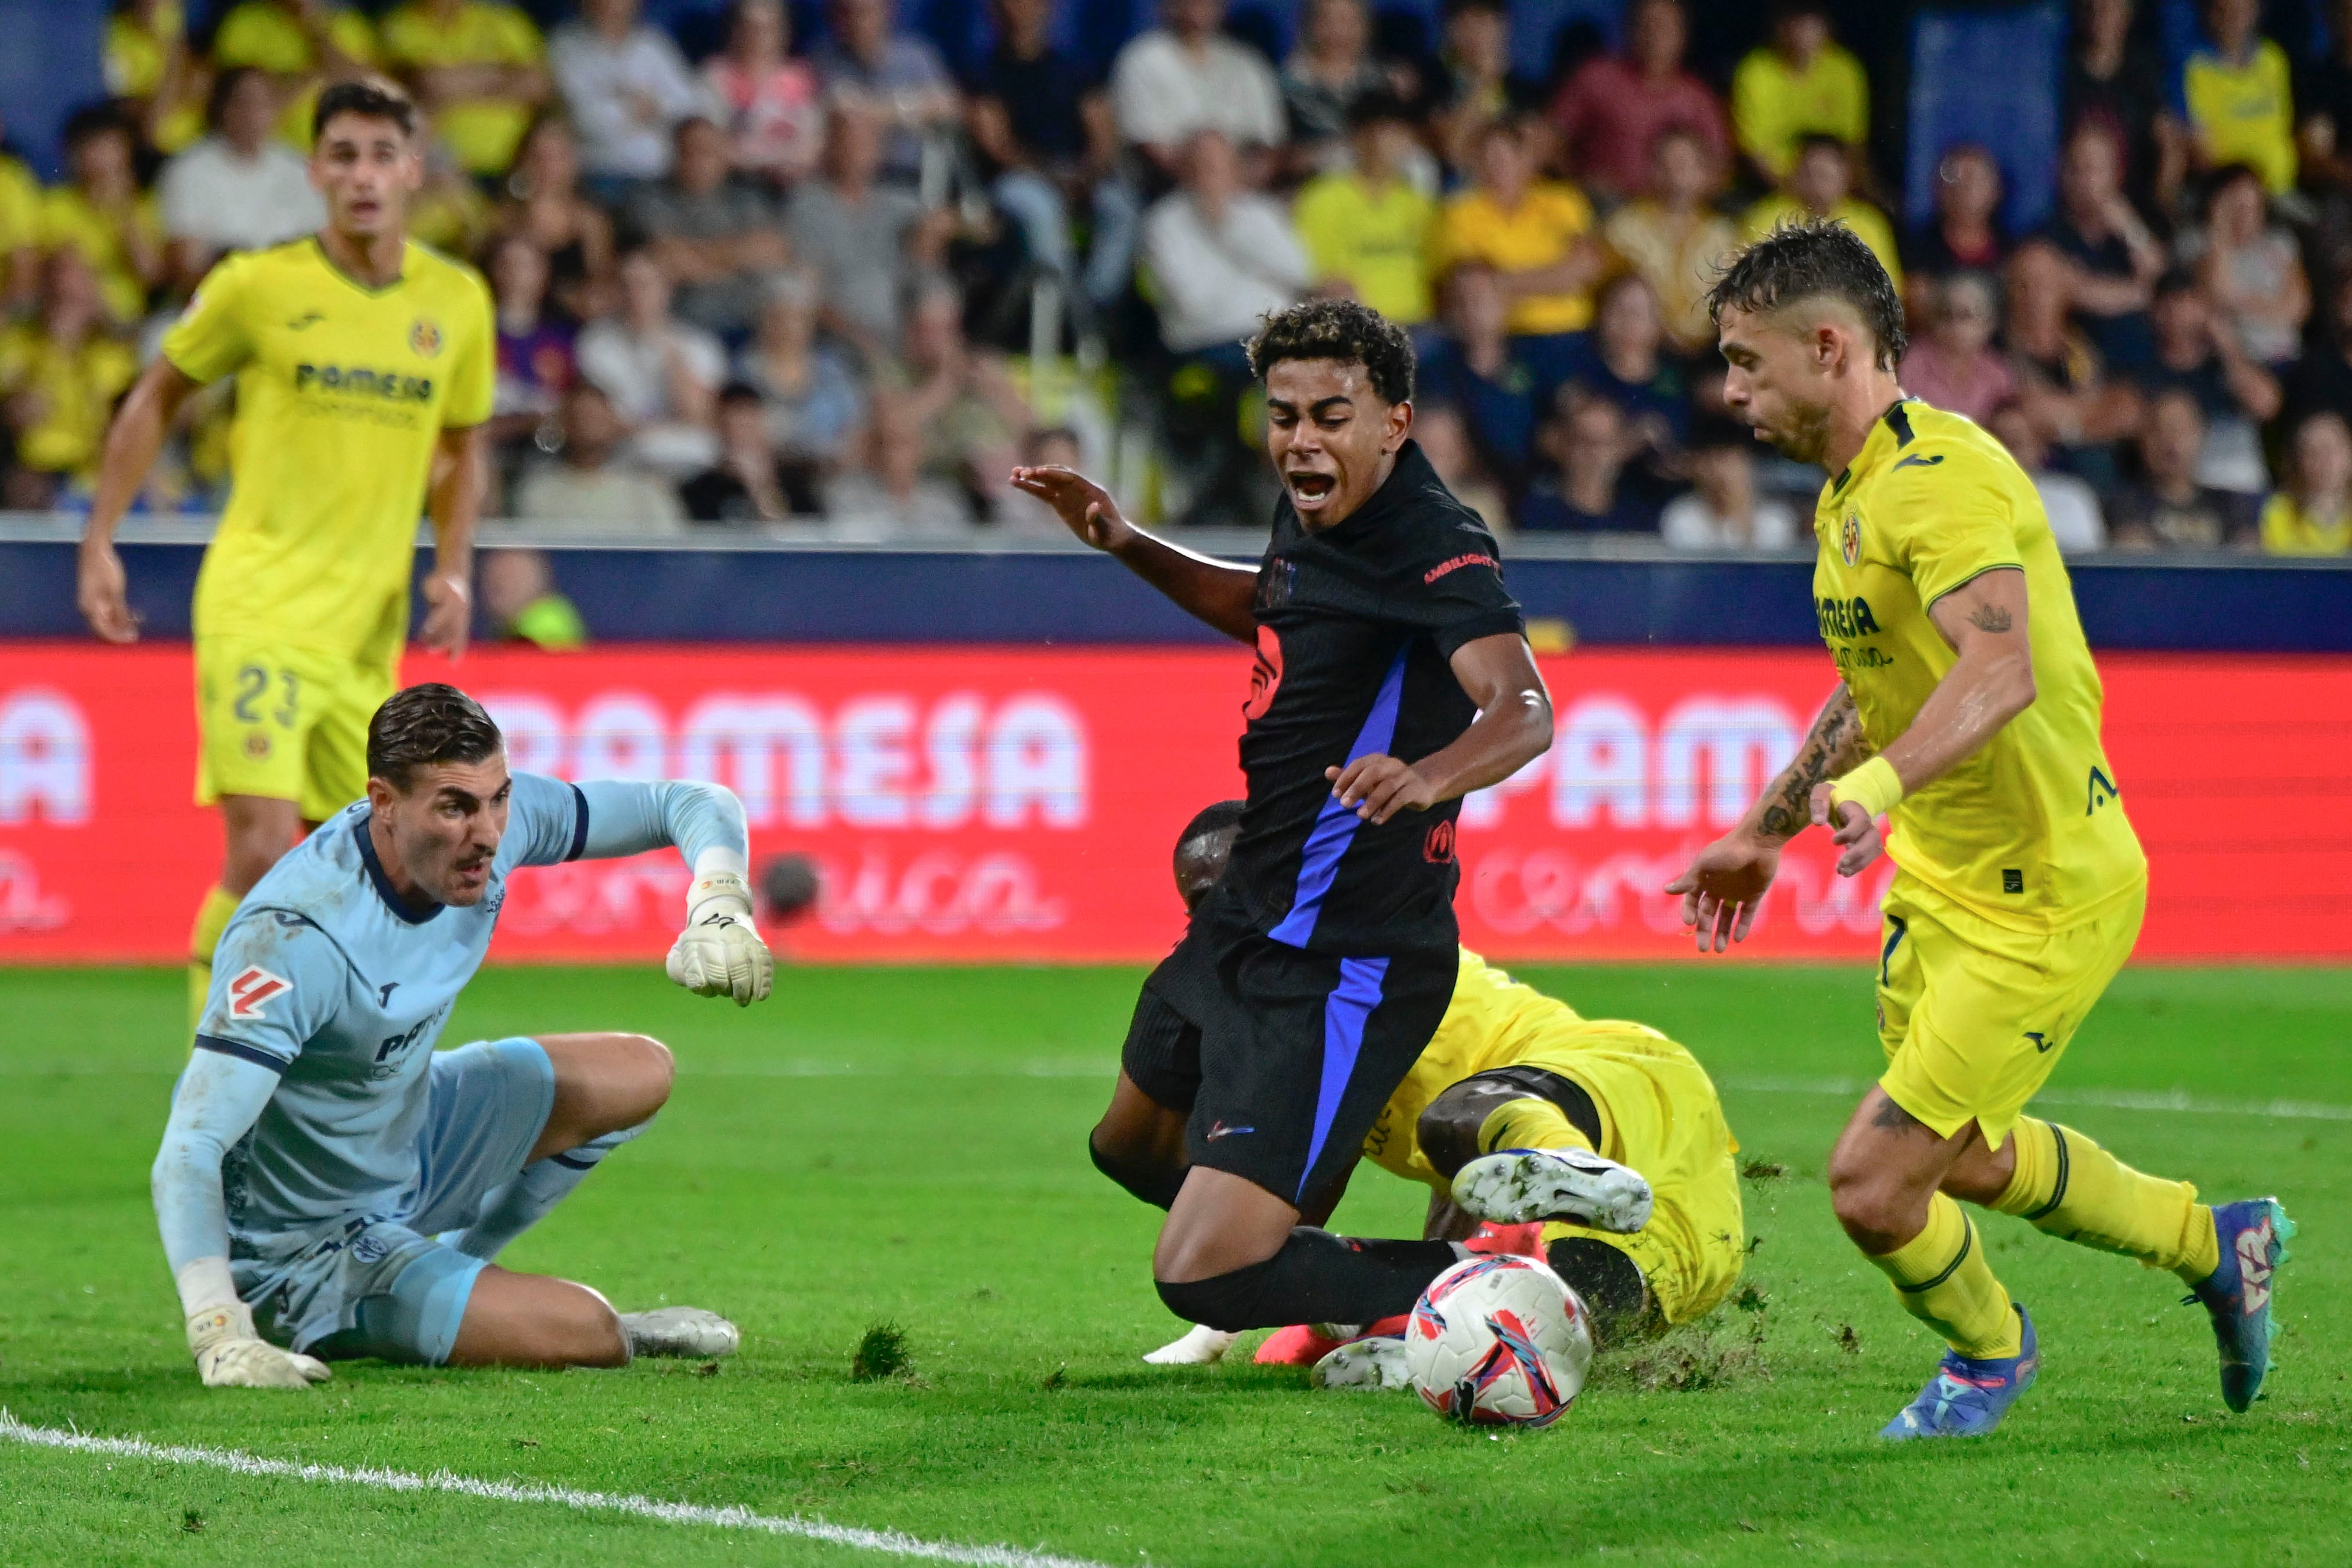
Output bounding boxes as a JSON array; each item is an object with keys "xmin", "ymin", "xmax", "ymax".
[
  {"xmin": 193, "ymin": 638, "xmax": 398, "ymax": 821},
  {"xmin": 1875, "ymin": 875, "xmax": 2147, "ymax": 1148}
]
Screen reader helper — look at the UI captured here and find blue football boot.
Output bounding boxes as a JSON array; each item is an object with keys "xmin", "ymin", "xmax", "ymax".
[
  {"xmin": 1880, "ymin": 1303, "xmax": 2038, "ymax": 1440},
  {"xmin": 2187, "ymin": 1197, "xmax": 2296, "ymax": 1414}
]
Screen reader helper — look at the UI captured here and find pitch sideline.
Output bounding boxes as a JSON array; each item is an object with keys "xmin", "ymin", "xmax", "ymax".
[{"xmin": 0, "ymin": 1412, "xmax": 1118, "ymax": 1568}]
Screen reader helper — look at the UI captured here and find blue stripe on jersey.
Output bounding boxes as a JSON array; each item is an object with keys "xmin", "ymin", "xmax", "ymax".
[
  {"xmin": 353, "ymin": 816, "xmax": 442, "ymax": 925},
  {"xmin": 1268, "ymin": 646, "xmax": 1410, "ymax": 948},
  {"xmin": 193, "ymin": 1033, "xmax": 290, "ymax": 1073},
  {"xmin": 565, "ymin": 783, "xmax": 591, "ymax": 862},
  {"xmin": 1296, "ymin": 956, "xmax": 1390, "ymax": 1202},
  {"xmin": 549, "ymin": 1150, "xmax": 597, "ymax": 1170}
]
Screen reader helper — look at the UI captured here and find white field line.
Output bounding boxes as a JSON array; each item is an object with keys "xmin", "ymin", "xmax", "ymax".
[
  {"xmin": 1720, "ymin": 1076, "xmax": 2352, "ymax": 1122},
  {"xmin": 0, "ymin": 1413, "xmax": 1116, "ymax": 1568}
]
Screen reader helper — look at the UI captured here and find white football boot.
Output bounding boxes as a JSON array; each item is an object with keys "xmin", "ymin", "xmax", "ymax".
[
  {"xmin": 1309, "ymin": 1335, "xmax": 1411, "ymax": 1391},
  {"xmin": 1143, "ymin": 1325, "xmax": 1240, "ymax": 1365},
  {"xmin": 1451, "ymin": 1147, "xmax": 1655, "ymax": 1234},
  {"xmin": 619, "ymin": 1307, "xmax": 741, "ymax": 1358}
]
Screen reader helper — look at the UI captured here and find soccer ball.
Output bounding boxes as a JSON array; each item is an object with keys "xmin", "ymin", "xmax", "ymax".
[{"xmin": 1406, "ymin": 1253, "xmax": 1593, "ymax": 1428}]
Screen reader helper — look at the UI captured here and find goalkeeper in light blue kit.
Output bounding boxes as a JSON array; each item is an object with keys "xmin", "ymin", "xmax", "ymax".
[{"xmin": 154, "ymin": 683, "xmax": 775, "ymax": 1389}]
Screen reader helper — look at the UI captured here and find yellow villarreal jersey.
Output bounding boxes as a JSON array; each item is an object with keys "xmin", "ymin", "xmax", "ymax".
[
  {"xmin": 164, "ymin": 237, "xmax": 494, "ymax": 656},
  {"xmin": 1813, "ymin": 399, "xmax": 2145, "ymax": 929}
]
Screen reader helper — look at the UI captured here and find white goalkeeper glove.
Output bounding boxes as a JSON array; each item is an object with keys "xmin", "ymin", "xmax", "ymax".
[
  {"xmin": 186, "ymin": 1299, "xmax": 331, "ymax": 1389},
  {"xmin": 665, "ymin": 868, "xmax": 773, "ymax": 1005}
]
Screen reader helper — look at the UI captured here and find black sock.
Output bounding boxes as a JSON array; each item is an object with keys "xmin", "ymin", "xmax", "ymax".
[
  {"xmin": 1088, "ymin": 1133, "xmax": 1184, "ymax": 1210},
  {"xmin": 1155, "ymin": 1228, "xmax": 1461, "ymax": 1332}
]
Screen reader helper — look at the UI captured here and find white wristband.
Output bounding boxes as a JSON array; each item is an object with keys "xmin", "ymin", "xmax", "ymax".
[
  {"xmin": 686, "ymin": 868, "xmax": 754, "ymax": 924},
  {"xmin": 175, "ymin": 1255, "xmax": 240, "ymax": 1318}
]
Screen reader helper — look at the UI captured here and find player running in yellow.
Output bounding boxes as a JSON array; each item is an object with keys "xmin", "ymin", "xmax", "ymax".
[
  {"xmin": 1668, "ymin": 218, "xmax": 2291, "ymax": 1439},
  {"xmin": 75, "ymin": 76, "xmax": 491, "ymax": 1025},
  {"xmin": 1101, "ymin": 802, "xmax": 1745, "ymax": 1382}
]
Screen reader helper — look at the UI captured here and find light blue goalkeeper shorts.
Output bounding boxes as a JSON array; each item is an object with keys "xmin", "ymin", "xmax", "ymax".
[{"xmin": 240, "ymin": 1037, "xmax": 554, "ymax": 1364}]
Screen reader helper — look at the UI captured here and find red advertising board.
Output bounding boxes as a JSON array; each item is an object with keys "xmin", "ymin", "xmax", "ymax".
[{"xmin": 1, "ymin": 642, "xmax": 2345, "ymax": 963}]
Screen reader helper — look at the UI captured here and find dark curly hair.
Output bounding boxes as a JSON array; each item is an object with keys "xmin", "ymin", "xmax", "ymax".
[
  {"xmin": 368, "ymin": 684, "xmax": 502, "ymax": 791},
  {"xmin": 1246, "ymin": 298, "xmax": 1416, "ymax": 405},
  {"xmin": 1706, "ymin": 217, "xmax": 1907, "ymax": 369},
  {"xmin": 314, "ymin": 74, "xmax": 416, "ymax": 142}
]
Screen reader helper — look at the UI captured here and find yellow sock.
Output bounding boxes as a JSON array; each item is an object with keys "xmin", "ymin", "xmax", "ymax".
[
  {"xmin": 188, "ymin": 886, "xmax": 240, "ymax": 1032},
  {"xmin": 1477, "ymin": 1097, "xmax": 1596, "ymax": 1157},
  {"xmin": 1870, "ymin": 1192, "xmax": 2022, "ymax": 1360},
  {"xmin": 1994, "ymin": 1118, "xmax": 2218, "ymax": 1281}
]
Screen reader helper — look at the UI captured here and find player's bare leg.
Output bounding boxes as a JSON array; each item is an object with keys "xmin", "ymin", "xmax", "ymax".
[
  {"xmin": 1089, "ymin": 1072, "xmax": 1188, "ymax": 1210},
  {"xmin": 448, "ymin": 1267, "xmax": 630, "ymax": 1367},
  {"xmin": 189, "ymin": 795, "xmax": 308, "ymax": 1024},
  {"xmin": 530, "ymin": 1031, "xmax": 674, "ymax": 1162}
]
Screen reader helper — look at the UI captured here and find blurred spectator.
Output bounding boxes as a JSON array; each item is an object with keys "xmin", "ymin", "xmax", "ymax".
[
  {"xmin": 107, "ymin": 0, "xmax": 207, "ymax": 154},
  {"xmin": 786, "ymin": 100, "xmax": 950, "ymax": 365},
  {"xmin": 1111, "ymin": 0, "xmax": 1287, "ymax": 177},
  {"xmin": 1899, "ymin": 272, "xmax": 2015, "ymax": 424},
  {"xmin": 486, "ymin": 233, "xmax": 575, "ymax": 453},
  {"xmin": 813, "ymin": 0, "xmax": 960, "ymax": 188},
  {"xmin": 626, "ymin": 116, "xmax": 790, "ymax": 338},
  {"xmin": 1419, "ymin": 262, "xmax": 1540, "ymax": 493},
  {"xmin": 1141, "ymin": 129, "xmax": 1310, "ymax": 355},
  {"xmin": 1562, "ymin": 273, "xmax": 1690, "ymax": 457},
  {"xmin": 1730, "ymin": 1, "xmax": 1868, "ymax": 186},
  {"xmin": 498, "ymin": 115, "xmax": 618, "ymax": 323},
  {"xmin": 478, "ymin": 548, "xmax": 587, "ymax": 648},
  {"xmin": 159, "ymin": 67, "xmax": 327, "ymax": 289},
  {"xmin": 1546, "ymin": 0, "xmax": 1728, "ymax": 205},
  {"xmin": 827, "ymin": 395, "xmax": 974, "ymax": 534},
  {"xmin": 43, "ymin": 106, "xmax": 165, "ymax": 329},
  {"xmin": 2108, "ymin": 387, "xmax": 2259, "ymax": 549},
  {"xmin": 1661, "ymin": 421, "xmax": 1798, "ymax": 549},
  {"xmin": 0, "ymin": 118, "xmax": 38, "ymax": 313},
  {"xmin": 410, "ymin": 139, "xmax": 499, "ymax": 257},
  {"xmin": 211, "ymin": 0, "xmax": 378, "ymax": 145},
  {"xmin": 0, "ymin": 250, "xmax": 137, "ymax": 509},
  {"xmin": 2261, "ymin": 408, "xmax": 2352, "ymax": 554},
  {"xmin": 680, "ymin": 381, "xmax": 823, "ymax": 521},
  {"xmin": 1986, "ymin": 399, "xmax": 2106, "ymax": 553},
  {"xmin": 548, "ymin": 0, "xmax": 714, "ymax": 186},
  {"xmin": 1743, "ymin": 136, "xmax": 1901, "ymax": 293},
  {"xmin": 2299, "ymin": 0, "xmax": 2352, "ymax": 203},
  {"xmin": 2188, "ymin": 164, "xmax": 2308, "ymax": 366},
  {"xmin": 379, "ymin": 0, "xmax": 548, "ymax": 181},
  {"xmin": 1294, "ymin": 93, "xmax": 1436, "ymax": 327},
  {"xmin": 2034, "ymin": 121, "xmax": 2164, "ymax": 373},
  {"xmin": 2131, "ymin": 268, "xmax": 2278, "ymax": 492},
  {"xmin": 1432, "ymin": 0, "xmax": 1537, "ymax": 170},
  {"xmin": 1283, "ymin": 0, "xmax": 1387, "ymax": 167},
  {"xmin": 514, "ymin": 379, "xmax": 687, "ymax": 528},
  {"xmin": 1414, "ymin": 403, "xmax": 1511, "ymax": 534},
  {"xmin": 882, "ymin": 280, "xmax": 1031, "ymax": 511},
  {"xmin": 2284, "ymin": 273, "xmax": 2352, "ymax": 427},
  {"xmin": 734, "ymin": 272, "xmax": 865, "ymax": 469},
  {"xmin": 1902, "ymin": 145, "xmax": 2005, "ymax": 290},
  {"xmin": 1432, "ymin": 117, "xmax": 1604, "ymax": 384},
  {"xmin": 1602, "ymin": 125, "xmax": 1742, "ymax": 355},
  {"xmin": 1519, "ymin": 391, "xmax": 1659, "ymax": 532},
  {"xmin": 968, "ymin": 0, "xmax": 1137, "ymax": 320},
  {"xmin": 575, "ymin": 247, "xmax": 725, "ymax": 475},
  {"xmin": 2063, "ymin": 0, "xmax": 2184, "ymax": 217},
  {"xmin": 702, "ymin": 0, "xmax": 823, "ymax": 185},
  {"xmin": 2004, "ymin": 240, "xmax": 2142, "ymax": 489},
  {"xmin": 2182, "ymin": 0, "xmax": 2295, "ymax": 196}
]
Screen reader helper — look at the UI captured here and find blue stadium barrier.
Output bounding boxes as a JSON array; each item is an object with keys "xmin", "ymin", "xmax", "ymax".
[
  {"xmin": 1904, "ymin": 3, "xmax": 2065, "ymax": 238},
  {"xmin": 2, "ymin": 534, "xmax": 2345, "ymax": 651}
]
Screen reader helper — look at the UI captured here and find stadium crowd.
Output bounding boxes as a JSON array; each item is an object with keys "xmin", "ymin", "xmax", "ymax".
[{"xmin": 7, "ymin": 0, "xmax": 2352, "ymax": 565}]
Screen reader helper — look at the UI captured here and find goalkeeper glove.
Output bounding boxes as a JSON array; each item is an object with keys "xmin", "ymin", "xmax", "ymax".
[
  {"xmin": 666, "ymin": 868, "xmax": 773, "ymax": 1005},
  {"xmin": 186, "ymin": 1299, "xmax": 331, "ymax": 1389}
]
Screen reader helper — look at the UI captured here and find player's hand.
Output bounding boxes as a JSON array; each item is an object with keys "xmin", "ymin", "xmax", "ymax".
[
  {"xmin": 77, "ymin": 539, "xmax": 139, "ymax": 643},
  {"xmin": 1664, "ymin": 831, "xmax": 1781, "ymax": 953},
  {"xmin": 1325, "ymin": 754, "xmax": 1436, "ymax": 825},
  {"xmin": 1810, "ymin": 782, "xmax": 1885, "ymax": 876},
  {"xmin": 186, "ymin": 1302, "xmax": 331, "ymax": 1389},
  {"xmin": 665, "ymin": 870, "xmax": 773, "ymax": 1005},
  {"xmin": 419, "ymin": 573, "xmax": 471, "ymax": 660},
  {"xmin": 1009, "ymin": 464, "xmax": 1133, "ymax": 551}
]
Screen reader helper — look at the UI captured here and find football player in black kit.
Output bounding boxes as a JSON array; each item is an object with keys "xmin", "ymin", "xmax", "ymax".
[{"xmin": 1011, "ymin": 300, "xmax": 1557, "ymax": 1335}]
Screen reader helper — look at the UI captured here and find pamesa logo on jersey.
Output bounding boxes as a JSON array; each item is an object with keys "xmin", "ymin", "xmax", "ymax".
[{"xmin": 294, "ymin": 363, "xmax": 434, "ymax": 401}]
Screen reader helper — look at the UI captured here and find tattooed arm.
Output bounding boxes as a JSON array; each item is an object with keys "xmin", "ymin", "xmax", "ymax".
[{"xmin": 1753, "ymin": 684, "xmax": 1872, "ymax": 845}]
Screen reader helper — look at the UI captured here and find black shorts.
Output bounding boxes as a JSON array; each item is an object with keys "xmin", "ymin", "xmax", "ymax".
[{"xmin": 1118, "ymin": 896, "xmax": 1456, "ymax": 1215}]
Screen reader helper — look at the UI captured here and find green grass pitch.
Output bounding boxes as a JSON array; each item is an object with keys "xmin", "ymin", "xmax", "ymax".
[{"xmin": 1, "ymin": 961, "xmax": 2346, "ymax": 1566}]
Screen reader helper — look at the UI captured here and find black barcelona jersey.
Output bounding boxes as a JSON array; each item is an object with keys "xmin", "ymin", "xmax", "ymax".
[{"xmin": 1224, "ymin": 440, "xmax": 1526, "ymax": 956}]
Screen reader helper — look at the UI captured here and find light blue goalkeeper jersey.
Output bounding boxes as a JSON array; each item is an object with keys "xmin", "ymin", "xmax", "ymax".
[{"xmin": 163, "ymin": 773, "xmax": 741, "ymax": 1270}]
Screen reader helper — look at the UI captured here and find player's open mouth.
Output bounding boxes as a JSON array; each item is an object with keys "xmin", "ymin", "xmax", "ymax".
[{"xmin": 1287, "ymin": 472, "xmax": 1337, "ymax": 504}]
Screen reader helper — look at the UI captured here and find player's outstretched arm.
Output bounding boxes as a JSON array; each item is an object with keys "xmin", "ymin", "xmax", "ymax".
[
  {"xmin": 77, "ymin": 358, "xmax": 202, "ymax": 643},
  {"xmin": 152, "ymin": 1051, "xmax": 333, "ymax": 1389},
  {"xmin": 563, "ymin": 777, "xmax": 773, "ymax": 1005},
  {"xmin": 1326, "ymin": 632, "xmax": 1553, "ymax": 823},
  {"xmin": 1809, "ymin": 568, "xmax": 2037, "ymax": 878},
  {"xmin": 1008, "ymin": 463, "xmax": 1259, "ymax": 643},
  {"xmin": 1666, "ymin": 682, "xmax": 1870, "ymax": 952}
]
